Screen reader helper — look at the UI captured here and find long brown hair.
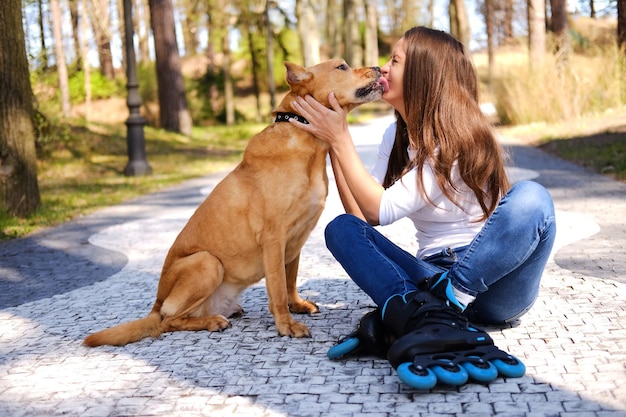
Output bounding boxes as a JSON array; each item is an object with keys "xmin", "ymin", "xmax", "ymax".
[{"xmin": 383, "ymin": 27, "xmax": 510, "ymax": 220}]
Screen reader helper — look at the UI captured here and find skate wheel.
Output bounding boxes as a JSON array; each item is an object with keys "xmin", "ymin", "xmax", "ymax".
[
  {"xmin": 396, "ymin": 362, "xmax": 438, "ymax": 390},
  {"xmin": 431, "ymin": 362, "xmax": 469, "ymax": 386},
  {"xmin": 461, "ymin": 358, "xmax": 499, "ymax": 382},
  {"xmin": 327, "ymin": 337, "xmax": 360, "ymax": 359},
  {"xmin": 492, "ymin": 356, "xmax": 526, "ymax": 378}
]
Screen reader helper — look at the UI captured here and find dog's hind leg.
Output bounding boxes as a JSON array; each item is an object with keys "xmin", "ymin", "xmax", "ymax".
[
  {"xmin": 159, "ymin": 251, "xmax": 231, "ymax": 333},
  {"xmin": 286, "ymin": 254, "xmax": 319, "ymax": 314}
]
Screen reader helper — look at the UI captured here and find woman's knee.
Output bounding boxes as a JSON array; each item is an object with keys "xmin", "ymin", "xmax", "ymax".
[
  {"xmin": 507, "ymin": 181, "xmax": 555, "ymax": 219},
  {"xmin": 325, "ymin": 214, "xmax": 364, "ymax": 251}
]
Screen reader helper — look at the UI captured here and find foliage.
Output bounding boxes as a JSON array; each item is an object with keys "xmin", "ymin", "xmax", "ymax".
[
  {"xmin": 137, "ymin": 63, "xmax": 159, "ymax": 103},
  {"xmin": 30, "ymin": 67, "xmax": 125, "ymax": 108},
  {"xmin": 67, "ymin": 70, "xmax": 125, "ymax": 102}
]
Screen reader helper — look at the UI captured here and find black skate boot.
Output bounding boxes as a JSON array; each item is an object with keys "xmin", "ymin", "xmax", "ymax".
[
  {"xmin": 327, "ymin": 308, "xmax": 395, "ymax": 360},
  {"xmin": 381, "ymin": 291, "xmax": 525, "ymax": 390}
]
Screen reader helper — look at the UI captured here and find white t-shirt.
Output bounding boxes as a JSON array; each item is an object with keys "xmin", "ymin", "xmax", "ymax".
[{"xmin": 371, "ymin": 122, "xmax": 485, "ymax": 258}]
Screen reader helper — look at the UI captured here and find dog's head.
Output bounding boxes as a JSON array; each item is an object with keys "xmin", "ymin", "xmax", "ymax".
[{"xmin": 280, "ymin": 59, "xmax": 385, "ymax": 113}]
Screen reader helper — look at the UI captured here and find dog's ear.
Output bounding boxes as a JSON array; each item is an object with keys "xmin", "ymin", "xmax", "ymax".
[{"xmin": 284, "ymin": 62, "xmax": 312, "ymax": 87}]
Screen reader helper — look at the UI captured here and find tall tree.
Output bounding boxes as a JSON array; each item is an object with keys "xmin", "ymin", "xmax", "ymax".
[
  {"xmin": 450, "ymin": 0, "xmax": 471, "ymax": 47},
  {"xmin": 364, "ymin": 0, "xmax": 379, "ymax": 66},
  {"xmin": 400, "ymin": 0, "xmax": 420, "ymax": 33},
  {"xmin": 180, "ymin": 0, "xmax": 201, "ymax": 55},
  {"xmin": 50, "ymin": 0, "xmax": 72, "ymax": 118},
  {"xmin": 89, "ymin": 0, "xmax": 115, "ymax": 78},
  {"xmin": 264, "ymin": 2, "xmax": 276, "ymax": 110},
  {"xmin": 68, "ymin": 0, "xmax": 82, "ymax": 69},
  {"xmin": 485, "ymin": 0, "xmax": 495, "ymax": 94},
  {"xmin": 503, "ymin": 0, "xmax": 514, "ymax": 42},
  {"xmin": 37, "ymin": 0, "xmax": 49, "ymax": 69},
  {"xmin": 325, "ymin": 0, "xmax": 342, "ymax": 58},
  {"xmin": 343, "ymin": 0, "xmax": 363, "ymax": 67},
  {"xmin": 618, "ymin": 0, "xmax": 625, "ymax": 54},
  {"xmin": 0, "ymin": 0, "xmax": 41, "ymax": 216},
  {"xmin": 81, "ymin": 0, "xmax": 93, "ymax": 120},
  {"xmin": 296, "ymin": 0, "xmax": 321, "ymax": 66},
  {"xmin": 222, "ymin": 18, "xmax": 235, "ymax": 126},
  {"xmin": 550, "ymin": 0, "xmax": 570, "ymax": 71},
  {"xmin": 149, "ymin": 0, "xmax": 193, "ymax": 134},
  {"xmin": 527, "ymin": 0, "xmax": 546, "ymax": 65},
  {"xmin": 136, "ymin": 0, "xmax": 152, "ymax": 63}
]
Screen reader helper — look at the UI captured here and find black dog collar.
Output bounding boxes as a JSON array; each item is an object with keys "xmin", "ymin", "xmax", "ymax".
[{"xmin": 275, "ymin": 112, "xmax": 309, "ymax": 124}]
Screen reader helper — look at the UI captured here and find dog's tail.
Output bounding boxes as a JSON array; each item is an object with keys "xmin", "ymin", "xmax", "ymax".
[{"xmin": 83, "ymin": 311, "xmax": 162, "ymax": 347}]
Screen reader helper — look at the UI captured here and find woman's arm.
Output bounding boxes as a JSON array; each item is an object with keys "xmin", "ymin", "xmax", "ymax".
[
  {"xmin": 290, "ymin": 93, "xmax": 384, "ymax": 225},
  {"xmin": 329, "ymin": 150, "xmax": 365, "ymax": 219}
]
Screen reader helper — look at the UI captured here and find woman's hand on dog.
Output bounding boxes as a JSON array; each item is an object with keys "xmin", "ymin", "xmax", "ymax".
[{"xmin": 290, "ymin": 93, "xmax": 352, "ymax": 149}]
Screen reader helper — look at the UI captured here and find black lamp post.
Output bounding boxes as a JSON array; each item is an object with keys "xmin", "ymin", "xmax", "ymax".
[{"xmin": 123, "ymin": 0, "xmax": 151, "ymax": 176}]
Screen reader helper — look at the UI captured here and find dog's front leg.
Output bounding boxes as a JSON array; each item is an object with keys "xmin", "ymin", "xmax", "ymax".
[
  {"xmin": 286, "ymin": 254, "xmax": 319, "ymax": 314},
  {"xmin": 263, "ymin": 240, "xmax": 311, "ymax": 337}
]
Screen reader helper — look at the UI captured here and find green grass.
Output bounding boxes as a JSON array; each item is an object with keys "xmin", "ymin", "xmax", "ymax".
[
  {"xmin": 538, "ymin": 130, "xmax": 626, "ymax": 182},
  {"xmin": 0, "ymin": 121, "xmax": 263, "ymax": 240}
]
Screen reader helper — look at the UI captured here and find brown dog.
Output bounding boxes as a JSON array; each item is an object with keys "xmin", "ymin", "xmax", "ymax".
[{"xmin": 83, "ymin": 59, "xmax": 384, "ymax": 347}]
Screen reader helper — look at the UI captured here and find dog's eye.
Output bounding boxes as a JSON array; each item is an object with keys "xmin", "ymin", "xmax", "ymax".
[{"xmin": 337, "ymin": 64, "xmax": 349, "ymax": 71}]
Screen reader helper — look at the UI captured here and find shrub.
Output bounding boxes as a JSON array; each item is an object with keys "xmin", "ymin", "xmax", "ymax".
[{"xmin": 492, "ymin": 46, "xmax": 623, "ymax": 125}]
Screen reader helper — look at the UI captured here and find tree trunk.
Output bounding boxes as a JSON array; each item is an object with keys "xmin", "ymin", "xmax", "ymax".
[
  {"xmin": 245, "ymin": 19, "xmax": 262, "ymax": 122},
  {"xmin": 527, "ymin": 0, "xmax": 546, "ymax": 66},
  {"xmin": 364, "ymin": 0, "xmax": 379, "ymax": 67},
  {"xmin": 0, "ymin": 0, "xmax": 40, "ymax": 216},
  {"xmin": 181, "ymin": 0, "xmax": 200, "ymax": 56},
  {"xmin": 504, "ymin": 0, "xmax": 514, "ymax": 41},
  {"xmin": 149, "ymin": 0, "xmax": 193, "ymax": 134},
  {"xmin": 115, "ymin": 0, "xmax": 128, "ymax": 71},
  {"xmin": 222, "ymin": 28, "xmax": 235, "ymax": 126},
  {"xmin": 343, "ymin": 0, "xmax": 362, "ymax": 67},
  {"xmin": 449, "ymin": 0, "xmax": 471, "ymax": 47},
  {"xmin": 137, "ymin": 0, "xmax": 151, "ymax": 63},
  {"xmin": 485, "ymin": 0, "xmax": 494, "ymax": 94},
  {"xmin": 81, "ymin": 0, "xmax": 92, "ymax": 120},
  {"xmin": 618, "ymin": 0, "xmax": 625, "ymax": 54},
  {"xmin": 89, "ymin": 0, "xmax": 115, "ymax": 79},
  {"xmin": 400, "ymin": 0, "xmax": 418, "ymax": 33},
  {"xmin": 38, "ymin": 0, "xmax": 49, "ymax": 69},
  {"xmin": 69, "ymin": 0, "xmax": 82, "ymax": 70},
  {"xmin": 617, "ymin": 0, "xmax": 626, "ymax": 103},
  {"xmin": 550, "ymin": 0, "xmax": 570, "ymax": 71},
  {"xmin": 325, "ymin": 0, "xmax": 340, "ymax": 58},
  {"xmin": 264, "ymin": 3, "xmax": 276, "ymax": 110},
  {"xmin": 50, "ymin": 0, "xmax": 72, "ymax": 118},
  {"xmin": 296, "ymin": 0, "xmax": 321, "ymax": 66},
  {"xmin": 205, "ymin": 0, "xmax": 222, "ymax": 117}
]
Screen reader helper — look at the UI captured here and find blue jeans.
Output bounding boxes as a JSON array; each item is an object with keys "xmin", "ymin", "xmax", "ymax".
[{"xmin": 324, "ymin": 181, "xmax": 556, "ymax": 324}]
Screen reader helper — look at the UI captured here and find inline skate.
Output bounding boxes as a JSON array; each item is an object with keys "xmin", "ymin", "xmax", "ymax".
[
  {"xmin": 381, "ymin": 291, "xmax": 526, "ymax": 389},
  {"xmin": 327, "ymin": 308, "xmax": 395, "ymax": 360}
]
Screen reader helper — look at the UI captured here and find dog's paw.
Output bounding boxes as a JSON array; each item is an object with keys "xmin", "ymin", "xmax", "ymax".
[
  {"xmin": 276, "ymin": 320, "xmax": 312, "ymax": 338},
  {"xmin": 206, "ymin": 315, "xmax": 231, "ymax": 332},
  {"xmin": 289, "ymin": 299, "xmax": 320, "ymax": 315}
]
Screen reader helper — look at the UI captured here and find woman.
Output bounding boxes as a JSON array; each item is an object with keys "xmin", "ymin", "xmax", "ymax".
[{"xmin": 290, "ymin": 27, "xmax": 556, "ymax": 383}]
